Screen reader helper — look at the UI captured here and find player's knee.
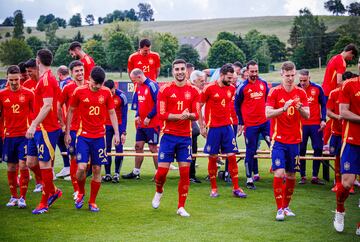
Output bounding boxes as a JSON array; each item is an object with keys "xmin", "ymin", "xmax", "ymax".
[
  {"xmin": 149, "ymin": 145, "xmax": 158, "ymax": 153},
  {"xmin": 135, "ymin": 143, "xmax": 144, "ymax": 152}
]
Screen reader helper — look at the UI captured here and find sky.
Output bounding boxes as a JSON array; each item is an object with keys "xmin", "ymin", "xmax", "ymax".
[{"xmin": 0, "ymin": 0, "xmax": 355, "ymax": 26}]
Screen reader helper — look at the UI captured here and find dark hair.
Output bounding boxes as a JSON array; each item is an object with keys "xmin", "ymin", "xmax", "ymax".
[
  {"xmin": 90, "ymin": 66, "xmax": 106, "ymax": 84},
  {"xmin": 220, "ymin": 63, "xmax": 234, "ymax": 75},
  {"xmin": 342, "ymin": 71, "xmax": 358, "ymax": 81},
  {"xmin": 68, "ymin": 41, "xmax": 82, "ymax": 51},
  {"xmin": 344, "ymin": 43, "xmax": 358, "ymax": 57},
  {"xmin": 299, "ymin": 69, "xmax": 309, "ymax": 76},
  {"xmin": 139, "ymin": 38, "xmax": 151, "ymax": 48},
  {"xmin": 186, "ymin": 63, "xmax": 194, "ymax": 69},
  {"xmin": 18, "ymin": 62, "xmax": 27, "ymax": 73},
  {"xmin": 281, "ymin": 61, "xmax": 296, "ymax": 71},
  {"xmin": 104, "ymin": 79, "xmax": 115, "ymax": 89},
  {"xmin": 233, "ymin": 61, "xmax": 243, "ymax": 69},
  {"xmin": 246, "ymin": 60, "xmax": 258, "ymax": 70},
  {"xmin": 37, "ymin": 49, "xmax": 53, "ymax": 66},
  {"xmin": 172, "ymin": 59, "xmax": 187, "ymax": 68},
  {"xmin": 7, "ymin": 65, "xmax": 20, "ymax": 75},
  {"xmin": 69, "ymin": 60, "xmax": 84, "ymax": 71},
  {"xmin": 25, "ymin": 58, "xmax": 36, "ymax": 68}
]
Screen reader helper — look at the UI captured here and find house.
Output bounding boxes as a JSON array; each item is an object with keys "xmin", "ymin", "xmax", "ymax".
[{"xmin": 179, "ymin": 37, "xmax": 212, "ymax": 62}]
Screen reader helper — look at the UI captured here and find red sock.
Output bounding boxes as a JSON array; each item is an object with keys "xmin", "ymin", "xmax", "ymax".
[
  {"xmin": 323, "ymin": 120, "xmax": 332, "ymax": 145},
  {"xmin": 30, "ymin": 164, "xmax": 42, "ymax": 185},
  {"xmin": 7, "ymin": 170, "xmax": 18, "ymax": 198},
  {"xmin": 155, "ymin": 167, "xmax": 169, "ymax": 193},
  {"xmin": 89, "ymin": 180, "xmax": 101, "ymax": 204},
  {"xmin": 228, "ymin": 155, "xmax": 239, "ymax": 190},
  {"xmin": 336, "ymin": 184, "xmax": 350, "ymax": 213},
  {"xmin": 282, "ymin": 178, "xmax": 296, "ymax": 208},
  {"xmin": 19, "ymin": 169, "xmax": 30, "ymax": 199},
  {"xmin": 334, "ymin": 156, "xmax": 341, "ymax": 185},
  {"xmin": 178, "ymin": 166, "xmax": 190, "ymax": 208},
  {"xmin": 208, "ymin": 156, "xmax": 218, "ymax": 190},
  {"xmin": 77, "ymin": 177, "xmax": 86, "ymax": 195},
  {"xmin": 70, "ymin": 158, "xmax": 79, "ymax": 192},
  {"xmin": 40, "ymin": 168, "xmax": 55, "ymax": 203},
  {"xmin": 273, "ymin": 176, "xmax": 283, "ymax": 209}
]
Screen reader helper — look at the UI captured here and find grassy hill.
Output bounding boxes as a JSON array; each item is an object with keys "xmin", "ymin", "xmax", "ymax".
[{"xmin": 0, "ymin": 15, "xmax": 354, "ymax": 44}]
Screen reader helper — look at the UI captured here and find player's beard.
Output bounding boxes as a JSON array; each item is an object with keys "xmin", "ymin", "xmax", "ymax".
[
  {"xmin": 222, "ymin": 80, "xmax": 231, "ymax": 86},
  {"xmin": 175, "ymin": 73, "xmax": 185, "ymax": 82},
  {"xmin": 249, "ymin": 75, "xmax": 258, "ymax": 81},
  {"xmin": 10, "ymin": 83, "xmax": 19, "ymax": 91}
]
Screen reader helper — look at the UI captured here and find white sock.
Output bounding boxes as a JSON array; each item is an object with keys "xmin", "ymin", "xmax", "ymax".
[
  {"xmin": 247, "ymin": 178, "xmax": 253, "ymax": 183},
  {"xmin": 133, "ymin": 168, "xmax": 140, "ymax": 175},
  {"xmin": 254, "ymin": 173, "xmax": 259, "ymax": 177}
]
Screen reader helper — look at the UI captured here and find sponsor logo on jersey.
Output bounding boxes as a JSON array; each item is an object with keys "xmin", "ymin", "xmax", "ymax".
[
  {"xmin": 138, "ymin": 95, "xmax": 146, "ymax": 102},
  {"xmin": 250, "ymin": 92, "xmax": 264, "ymax": 99},
  {"xmin": 248, "ymin": 89, "xmax": 252, "ymax": 93},
  {"xmin": 307, "ymin": 96, "xmax": 314, "ymax": 103}
]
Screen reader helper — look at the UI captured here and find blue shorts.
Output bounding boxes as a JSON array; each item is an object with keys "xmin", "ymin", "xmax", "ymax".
[
  {"xmin": 68, "ymin": 130, "xmax": 77, "ymax": 156},
  {"xmin": 329, "ymin": 134, "xmax": 342, "ymax": 156},
  {"xmin": 136, "ymin": 127, "xmax": 159, "ymax": 144},
  {"xmin": 158, "ymin": 134, "xmax": 192, "ymax": 163},
  {"xmin": 2, "ymin": 136, "xmax": 27, "ymax": 163},
  {"xmin": 204, "ymin": 125, "xmax": 238, "ymax": 155},
  {"xmin": 27, "ymin": 129, "xmax": 61, "ymax": 162},
  {"xmin": 271, "ymin": 141, "xmax": 300, "ymax": 173},
  {"xmin": 76, "ymin": 136, "xmax": 107, "ymax": 166},
  {"xmin": 340, "ymin": 143, "xmax": 360, "ymax": 175}
]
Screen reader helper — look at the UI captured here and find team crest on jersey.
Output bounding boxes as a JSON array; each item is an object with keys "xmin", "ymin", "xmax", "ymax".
[
  {"xmin": 149, "ymin": 58, "xmax": 154, "ymax": 65},
  {"xmin": 77, "ymin": 153, "xmax": 82, "ymax": 161},
  {"xmin": 98, "ymin": 95, "xmax": 105, "ymax": 104},
  {"xmin": 19, "ymin": 94, "xmax": 26, "ymax": 102},
  {"xmin": 3, "ymin": 154, "xmax": 8, "ymax": 162},
  {"xmin": 227, "ymin": 90, "xmax": 232, "ymax": 98},
  {"xmin": 145, "ymin": 88, "xmax": 149, "ymax": 95},
  {"xmin": 206, "ymin": 145, "xmax": 211, "ymax": 152},
  {"xmin": 185, "ymin": 91, "xmax": 191, "ymax": 100},
  {"xmin": 114, "ymin": 99, "xmax": 119, "ymax": 105},
  {"xmin": 160, "ymin": 152, "xmax": 165, "ymax": 160},
  {"xmin": 311, "ymin": 89, "xmax": 316, "ymax": 96},
  {"xmin": 330, "ymin": 146, "xmax": 335, "ymax": 153},
  {"xmin": 260, "ymin": 84, "xmax": 264, "ymax": 91},
  {"xmin": 275, "ymin": 158, "xmax": 281, "ymax": 166},
  {"xmin": 279, "ymin": 98, "xmax": 285, "ymax": 103},
  {"xmin": 344, "ymin": 161, "xmax": 350, "ymax": 171},
  {"xmin": 69, "ymin": 146, "xmax": 74, "ymax": 153}
]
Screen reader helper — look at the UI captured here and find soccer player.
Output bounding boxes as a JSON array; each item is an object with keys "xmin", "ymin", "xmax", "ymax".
[
  {"xmin": 18, "ymin": 61, "xmax": 29, "ymax": 84},
  {"xmin": 68, "ymin": 41, "xmax": 95, "ymax": 81},
  {"xmin": 23, "ymin": 59, "xmax": 38, "ymax": 92},
  {"xmin": 151, "ymin": 59, "xmax": 200, "ymax": 217},
  {"xmin": 123, "ymin": 69, "xmax": 159, "ymax": 179},
  {"xmin": 65, "ymin": 66, "xmax": 120, "ymax": 212},
  {"xmin": 186, "ymin": 63, "xmax": 195, "ymax": 80},
  {"xmin": 127, "ymin": 38, "xmax": 161, "ymax": 82},
  {"xmin": 265, "ymin": 61, "xmax": 309, "ymax": 221},
  {"xmin": 298, "ymin": 69, "xmax": 326, "ymax": 185},
  {"xmin": 333, "ymin": 72, "xmax": 360, "ymax": 235},
  {"xmin": 26, "ymin": 49, "xmax": 63, "ymax": 214},
  {"xmin": 200, "ymin": 63, "xmax": 247, "ymax": 198},
  {"xmin": 102, "ymin": 79, "xmax": 127, "ymax": 183},
  {"xmin": 58, "ymin": 60, "xmax": 87, "ymax": 199},
  {"xmin": 235, "ymin": 60, "xmax": 270, "ymax": 190},
  {"xmin": 0, "ymin": 65, "xmax": 34, "ymax": 208}
]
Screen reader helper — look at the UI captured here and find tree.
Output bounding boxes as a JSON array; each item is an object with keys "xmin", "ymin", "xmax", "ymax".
[
  {"xmin": 26, "ymin": 36, "xmax": 43, "ymax": 55},
  {"xmin": 324, "ymin": 0, "xmax": 346, "ymax": 16},
  {"xmin": 69, "ymin": 13, "xmax": 82, "ymax": 27},
  {"xmin": 0, "ymin": 39, "xmax": 32, "ymax": 65},
  {"xmin": 125, "ymin": 8, "xmax": 138, "ymax": 21},
  {"xmin": 98, "ymin": 17, "xmax": 103, "ymax": 25},
  {"xmin": 45, "ymin": 21, "xmax": 58, "ymax": 43},
  {"xmin": 155, "ymin": 32, "xmax": 179, "ymax": 76},
  {"xmin": 253, "ymin": 41, "xmax": 272, "ymax": 73},
  {"xmin": 176, "ymin": 44, "xmax": 200, "ymax": 66},
  {"xmin": 5, "ymin": 32, "xmax": 11, "ymax": 38},
  {"xmin": 137, "ymin": 3, "xmax": 154, "ymax": 21},
  {"xmin": 85, "ymin": 14, "xmax": 95, "ymax": 26},
  {"xmin": 72, "ymin": 30, "xmax": 84, "ymax": 43},
  {"xmin": 13, "ymin": 10, "xmax": 25, "ymax": 39},
  {"xmin": 54, "ymin": 17, "xmax": 66, "ymax": 28},
  {"xmin": 26, "ymin": 27, "xmax": 32, "ymax": 34},
  {"xmin": 53, "ymin": 43, "xmax": 74, "ymax": 66},
  {"xmin": 91, "ymin": 34, "xmax": 103, "ymax": 41},
  {"xmin": 207, "ymin": 40, "xmax": 245, "ymax": 68},
  {"xmin": 347, "ymin": 2, "xmax": 360, "ymax": 16},
  {"xmin": 106, "ymin": 32, "xmax": 134, "ymax": 73},
  {"xmin": 216, "ymin": 31, "xmax": 248, "ymax": 56},
  {"xmin": 244, "ymin": 29, "xmax": 266, "ymax": 60},
  {"xmin": 2, "ymin": 17, "xmax": 14, "ymax": 26},
  {"xmin": 265, "ymin": 35, "xmax": 287, "ymax": 62},
  {"xmin": 83, "ymin": 40, "xmax": 107, "ymax": 68}
]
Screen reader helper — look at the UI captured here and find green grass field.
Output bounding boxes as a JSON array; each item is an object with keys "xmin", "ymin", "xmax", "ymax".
[{"xmin": 0, "ymin": 112, "xmax": 359, "ymax": 241}]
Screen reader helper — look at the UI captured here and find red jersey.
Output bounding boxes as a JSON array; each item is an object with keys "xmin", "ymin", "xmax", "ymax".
[
  {"xmin": 23, "ymin": 78, "xmax": 37, "ymax": 92},
  {"xmin": 128, "ymin": 51, "xmax": 160, "ymax": 82},
  {"xmin": 157, "ymin": 81, "xmax": 200, "ymax": 137},
  {"xmin": 136, "ymin": 79, "xmax": 159, "ymax": 128},
  {"xmin": 322, "ymin": 54, "xmax": 346, "ymax": 97},
  {"xmin": 327, "ymin": 87, "xmax": 342, "ymax": 136},
  {"xmin": 300, "ymin": 82, "xmax": 326, "ymax": 125},
  {"xmin": 0, "ymin": 115, "xmax": 3, "ymax": 138},
  {"xmin": 201, "ymin": 82, "xmax": 235, "ymax": 127},
  {"xmin": 80, "ymin": 54, "xmax": 95, "ymax": 81},
  {"xmin": 34, "ymin": 70, "xmax": 60, "ymax": 132},
  {"xmin": 230, "ymin": 90, "xmax": 238, "ymax": 125},
  {"xmin": 59, "ymin": 81, "xmax": 83, "ymax": 131},
  {"xmin": 235, "ymin": 79, "xmax": 269, "ymax": 127},
  {"xmin": 0, "ymin": 86, "xmax": 34, "ymax": 137},
  {"xmin": 70, "ymin": 85, "xmax": 114, "ymax": 138},
  {"xmin": 339, "ymin": 77, "xmax": 360, "ymax": 145},
  {"xmin": 266, "ymin": 85, "xmax": 309, "ymax": 144}
]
